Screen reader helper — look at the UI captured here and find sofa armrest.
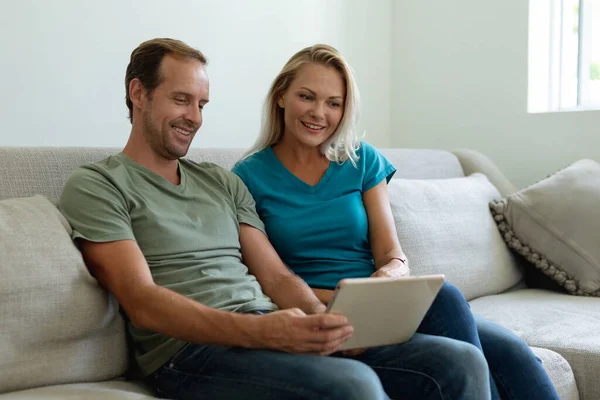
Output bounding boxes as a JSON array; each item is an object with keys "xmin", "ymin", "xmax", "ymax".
[{"xmin": 452, "ymin": 149, "xmax": 518, "ymax": 197}]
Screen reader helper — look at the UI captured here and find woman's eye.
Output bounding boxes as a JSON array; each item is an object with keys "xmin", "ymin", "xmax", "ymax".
[
  {"xmin": 330, "ymin": 102, "xmax": 341, "ymax": 108},
  {"xmin": 299, "ymin": 94, "xmax": 313, "ymax": 101}
]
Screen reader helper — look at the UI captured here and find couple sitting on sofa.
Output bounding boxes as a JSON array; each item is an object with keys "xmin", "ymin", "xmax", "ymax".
[{"xmin": 59, "ymin": 38, "xmax": 559, "ymax": 400}]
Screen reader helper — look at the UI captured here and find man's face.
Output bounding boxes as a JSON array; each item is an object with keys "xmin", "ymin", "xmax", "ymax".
[{"xmin": 141, "ymin": 55, "xmax": 209, "ymax": 160}]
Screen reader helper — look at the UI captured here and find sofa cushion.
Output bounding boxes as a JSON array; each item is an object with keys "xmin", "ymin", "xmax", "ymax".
[
  {"xmin": 0, "ymin": 147, "xmax": 465, "ymax": 205},
  {"xmin": 530, "ymin": 347, "xmax": 579, "ymax": 400},
  {"xmin": 0, "ymin": 380, "xmax": 158, "ymax": 399},
  {"xmin": 0, "ymin": 195, "xmax": 128, "ymax": 394},
  {"xmin": 490, "ymin": 159, "xmax": 600, "ymax": 296},
  {"xmin": 470, "ymin": 289, "xmax": 600, "ymax": 400},
  {"xmin": 388, "ymin": 173, "xmax": 523, "ymax": 301}
]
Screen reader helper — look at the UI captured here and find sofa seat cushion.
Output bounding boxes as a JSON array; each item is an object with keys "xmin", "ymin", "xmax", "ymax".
[
  {"xmin": 0, "ymin": 380, "xmax": 158, "ymax": 399},
  {"xmin": 470, "ymin": 289, "xmax": 600, "ymax": 400},
  {"xmin": 0, "ymin": 195, "xmax": 128, "ymax": 394},
  {"xmin": 531, "ymin": 347, "xmax": 580, "ymax": 400},
  {"xmin": 388, "ymin": 173, "xmax": 523, "ymax": 301}
]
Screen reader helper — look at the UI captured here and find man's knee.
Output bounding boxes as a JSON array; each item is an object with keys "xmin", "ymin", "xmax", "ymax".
[
  {"xmin": 450, "ymin": 343, "xmax": 490, "ymax": 392},
  {"xmin": 327, "ymin": 359, "xmax": 386, "ymax": 400}
]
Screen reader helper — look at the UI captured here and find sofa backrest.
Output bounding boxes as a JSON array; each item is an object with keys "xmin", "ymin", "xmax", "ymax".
[{"xmin": 0, "ymin": 147, "xmax": 465, "ymax": 204}]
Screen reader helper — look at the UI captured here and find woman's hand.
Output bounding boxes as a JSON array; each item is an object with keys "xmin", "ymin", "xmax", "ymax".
[
  {"xmin": 341, "ymin": 347, "xmax": 367, "ymax": 357},
  {"xmin": 371, "ymin": 258, "xmax": 410, "ymax": 279}
]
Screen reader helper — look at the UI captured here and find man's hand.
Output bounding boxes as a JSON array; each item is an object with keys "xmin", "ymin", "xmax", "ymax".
[
  {"xmin": 254, "ymin": 308, "xmax": 353, "ymax": 355},
  {"xmin": 371, "ymin": 259, "xmax": 410, "ymax": 279}
]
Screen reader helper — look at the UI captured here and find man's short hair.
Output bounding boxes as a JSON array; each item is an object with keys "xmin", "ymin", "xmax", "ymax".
[{"xmin": 125, "ymin": 38, "xmax": 207, "ymax": 123}]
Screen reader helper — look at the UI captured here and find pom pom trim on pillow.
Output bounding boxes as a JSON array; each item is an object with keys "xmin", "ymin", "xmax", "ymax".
[{"xmin": 490, "ymin": 199, "xmax": 598, "ymax": 297}]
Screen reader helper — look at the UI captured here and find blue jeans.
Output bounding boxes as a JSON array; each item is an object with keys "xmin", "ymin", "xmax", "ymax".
[
  {"xmin": 400, "ymin": 282, "xmax": 559, "ymax": 400},
  {"xmin": 147, "ymin": 283, "xmax": 559, "ymax": 400}
]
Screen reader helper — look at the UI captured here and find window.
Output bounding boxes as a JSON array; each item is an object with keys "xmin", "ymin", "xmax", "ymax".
[{"xmin": 528, "ymin": 0, "xmax": 599, "ymax": 112}]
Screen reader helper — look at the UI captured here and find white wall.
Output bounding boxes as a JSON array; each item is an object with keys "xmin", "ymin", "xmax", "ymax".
[
  {"xmin": 0, "ymin": 0, "xmax": 391, "ymax": 148},
  {"xmin": 391, "ymin": 0, "xmax": 600, "ymax": 188}
]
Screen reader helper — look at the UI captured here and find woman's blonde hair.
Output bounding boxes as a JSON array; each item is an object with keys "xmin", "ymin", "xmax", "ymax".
[{"xmin": 247, "ymin": 44, "xmax": 361, "ymax": 164}]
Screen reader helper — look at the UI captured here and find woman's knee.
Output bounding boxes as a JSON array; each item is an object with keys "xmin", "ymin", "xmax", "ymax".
[
  {"xmin": 437, "ymin": 282, "xmax": 468, "ymax": 305},
  {"xmin": 477, "ymin": 316, "xmax": 535, "ymax": 364}
]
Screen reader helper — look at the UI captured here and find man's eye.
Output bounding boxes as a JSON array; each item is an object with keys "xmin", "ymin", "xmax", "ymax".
[{"xmin": 175, "ymin": 98, "xmax": 187, "ymax": 104}]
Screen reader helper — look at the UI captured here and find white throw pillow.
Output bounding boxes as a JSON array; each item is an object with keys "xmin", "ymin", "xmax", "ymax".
[
  {"xmin": 490, "ymin": 159, "xmax": 600, "ymax": 296},
  {"xmin": 388, "ymin": 173, "xmax": 523, "ymax": 300},
  {"xmin": 0, "ymin": 195, "xmax": 128, "ymax": 394}
]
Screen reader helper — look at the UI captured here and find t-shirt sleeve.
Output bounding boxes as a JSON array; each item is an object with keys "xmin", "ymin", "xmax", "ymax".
[
  {"xmin": 59, "ymin": 166, "xmax": 135, "ymax": 243},
  {"xmin": 231, "ymin": 161, "xmax": 247, "ymax": 183},
  {"xmin": 225, "ymin": 168, "xmax": 266, "ymax": 234},
  {"xmin": 361, "ymin": 141, "xmax": 397, "ymax": 192}
]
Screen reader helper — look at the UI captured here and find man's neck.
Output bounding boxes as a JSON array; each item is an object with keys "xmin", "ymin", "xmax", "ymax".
[{"xmin": 122, "ymin": 133, "xmax": 181, "ymax": 185}]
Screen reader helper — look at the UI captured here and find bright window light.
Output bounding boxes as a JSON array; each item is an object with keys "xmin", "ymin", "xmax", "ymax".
[{"xmin": 529, "ymin": 0, "xmax": 600, "ymax": 112}]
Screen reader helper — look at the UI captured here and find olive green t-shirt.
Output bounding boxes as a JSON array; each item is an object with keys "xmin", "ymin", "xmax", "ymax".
[{"xmin": 59, "ymin": 153, "xmax": 278, "ymax": 376}]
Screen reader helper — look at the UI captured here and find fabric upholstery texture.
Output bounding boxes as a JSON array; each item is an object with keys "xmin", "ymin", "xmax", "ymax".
[
  {"xmin": 0, "ymin": 195, "xmax": 128, "ymax": 394},
  {"xmin": 453, "ymin": 148, "xmax": 519, "ymax": 197},
  {"xmin": 0, "ymin": 380, "xmax": 158, "ymax": 400},
  {"xmin": 0, "ymin": 147, "xmax": 465, "ymax": 204},
  {"xmin": 389, "ymin": 173, "xmax": 523, "ymax": 300},
  {"xmin": 530, "ymin": 347, "xmax": 580, "ymax": 400},
  {"xmin": 490, "ymin": 159, "xmax": 600, "ymax": 296},
  {"xmin": 470, "ymin": 289, "xmax": 600, "ymax": 400}
]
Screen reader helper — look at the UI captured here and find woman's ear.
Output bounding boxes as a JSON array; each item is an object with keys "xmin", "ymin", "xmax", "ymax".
[{"xmin": 278, "ymin": 96, "xmax": 284, "ymax": 108}]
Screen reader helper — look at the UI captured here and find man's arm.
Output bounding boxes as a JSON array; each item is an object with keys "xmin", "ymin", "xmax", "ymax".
[
  {"xmin": 80, "ymin": 238, "xmax": 351, "ymax": 354},
  {"xmin": 239, "ymin": 223, "xmax": 327, "ymax": 314}
]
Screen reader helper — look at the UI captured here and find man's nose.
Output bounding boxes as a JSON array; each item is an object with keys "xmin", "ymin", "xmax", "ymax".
[{"xmin": 185, "ymin": 105, "xmax": 202, "ymax": 127}]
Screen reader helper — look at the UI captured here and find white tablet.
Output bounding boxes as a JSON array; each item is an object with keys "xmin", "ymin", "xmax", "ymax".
[{"xmin": 326, "ymin": 274, "xmax": 445, "ymax": 350}]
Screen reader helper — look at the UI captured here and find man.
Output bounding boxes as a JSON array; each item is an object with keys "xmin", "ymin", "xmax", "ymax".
[{"xmin": 59, "ymin": 38, "xmax": 386, "ymax": 400}]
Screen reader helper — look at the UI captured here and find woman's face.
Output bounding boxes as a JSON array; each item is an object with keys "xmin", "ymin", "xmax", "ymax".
[{"xmin": 279, "ymin": 63, "xmax": 346, "ymax": 150}]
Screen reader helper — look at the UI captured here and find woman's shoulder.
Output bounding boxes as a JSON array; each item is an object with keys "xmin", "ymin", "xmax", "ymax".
[
  {"xmin": 238, "ymin": 148, "xmax": 271, "ymax": 166},
  {"xmin": 348, "ymin": 141, "xmax": 381, "ymax": 168},
  {"xmin": 356, "ymin": 141, "xmax": 380, "ymax": 157},
  {"xmin": 232, "ymin": 148, "xmax": 272, "ymax": 178}
]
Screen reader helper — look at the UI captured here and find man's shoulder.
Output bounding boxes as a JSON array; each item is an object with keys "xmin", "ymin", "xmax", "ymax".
[
  {"xmin": 67, "ymin": 154, "xmax": 126, "ymax": 184},
  {"xmin": 180, "ymin": 158, "xmax": 242, "ymax": 186}
]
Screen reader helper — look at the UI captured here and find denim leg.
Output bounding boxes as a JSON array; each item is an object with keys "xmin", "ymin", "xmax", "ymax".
[
  {"xmin": 353, "ymin": 333, "xmax": 491, "ymax": 400},
  {"xmin": 417, "ymin": 282, "xmax": 480, "ymax": 343},
  {"xmin": 475, "ymin": 315, "xmax": 560, "ymax": 400},
  {"xmin": 147, "ymin": 343, "xmax": 388, "ymax": 400},
  {"xmin": 417, "ymin": 282, "xmax": 501, "ymax": 399}
]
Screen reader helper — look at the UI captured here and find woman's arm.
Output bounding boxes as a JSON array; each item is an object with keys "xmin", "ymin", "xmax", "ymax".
[
  {"xmin": 312, "ymin": 288, "xmax": 335, "ymax": 305},
  {"xmin": 363, "ymin": 180, "xmax": 410, "ymax": 278},
  {"xmin": 239, "ymin": 223, "xmax": 327, "ymax": 314}
]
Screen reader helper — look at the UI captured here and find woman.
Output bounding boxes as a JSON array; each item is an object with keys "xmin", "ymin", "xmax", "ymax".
[{"xmin": 233, "ymin": 44, "xmax": 558, "ymax": 400}]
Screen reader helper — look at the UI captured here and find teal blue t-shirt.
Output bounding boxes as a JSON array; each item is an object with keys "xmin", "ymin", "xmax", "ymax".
[{"xmin": 233, "ymin": 142, "xmax": 396, "ymax": 289}]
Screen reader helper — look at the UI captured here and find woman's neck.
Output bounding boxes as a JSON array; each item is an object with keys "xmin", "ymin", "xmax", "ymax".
[{"xmin": 273, "ymin": 138, "xmax": 326, "ymax": 167}]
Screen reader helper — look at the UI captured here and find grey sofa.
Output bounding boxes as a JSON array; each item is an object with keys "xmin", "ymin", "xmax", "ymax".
[{"xmin": 1, "ymin": 147, "xmax": 597, "ymax": 399}]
